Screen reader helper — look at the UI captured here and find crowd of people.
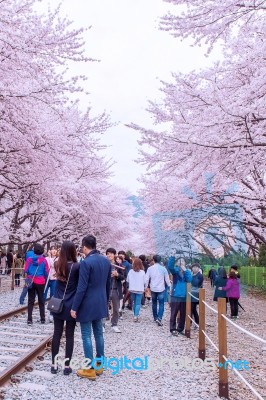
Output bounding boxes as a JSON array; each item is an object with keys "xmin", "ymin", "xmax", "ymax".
[{"xmin": 0, "ymin": 239, "xmax": 241, "ymax": 380}]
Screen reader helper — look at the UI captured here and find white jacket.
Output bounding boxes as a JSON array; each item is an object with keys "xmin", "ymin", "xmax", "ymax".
[{"xmin": 127, "ymin": 270, "xmax": 145, "ymax": 292}]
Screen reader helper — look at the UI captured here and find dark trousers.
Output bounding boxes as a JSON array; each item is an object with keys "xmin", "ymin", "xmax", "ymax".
[
  {"xmin": 52, "ymin": 317, "xmax": 76, "ymax": 366},
  {"xmin": 7, "ymin": 263, "xmax": 12, "ymax": 275},
  {"xmin": 110, "ymin": 289, "xmax": 120, "ymax": 326},
  {"xmin": 170, "ymin": 300, "xmax": 186, "ymax": 332},
  {"xmin": 123, "ymin": 289, "xmax": 132, "ymax": 309},
  {"xmin": 229, "ymin": 298, "xmax": 238, "ymax": 317},
  {"xmin": 28, "ymin": 283, "xmax": 45, "ymax": 322},
  {"xmin": 15, "ymin": 273, "xmax": 21, "ymax": 286},
  {"xmin": 191, "ymin": 302, "xmax": 199, "ymax": 325}
]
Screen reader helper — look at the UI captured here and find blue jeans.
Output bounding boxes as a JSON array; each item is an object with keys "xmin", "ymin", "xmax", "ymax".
[
  {"xmin": 151, "ymin": 291, "xmax": 165, "ymax": 321},
  {"xmin": 131, "ymin": 293, "xmax": 142, "ymax": 317},
  {"xmin": 80, "ymin": 319, "xmax": 104, "ymax": 365},
  {"xmin": 43, "ymin": 279, "xmax": 57, "ymax": 301},
  {"xmin": 19, "ymin": 285, "xmax": 28, "ymax": 304}
]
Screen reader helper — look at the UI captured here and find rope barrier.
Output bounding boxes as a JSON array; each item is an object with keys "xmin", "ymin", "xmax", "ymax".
[
  {"xmin": 221, "ymin": 355, "xmax": 265, "ymax": 400},
  {"xmin": 186, "ymin": 284, "xmax": 265, "ymax": 399},
  {"xmin": 202, "ymin": 300, "xmax": 218, "ymax": 314},
  {"xmin": 221, "ymin": 314, "xmax": 266, "ymax": 344},
  {"xmin": 188, "ymin": 291, "xmax": 199, "ymax": 301},
  {"xmin": 187, "ymin": 315, "xmax": 199, "ymax": 327},
  {"xmin": 202, "ymin": 329, "xmax": 219, "ymax": 352}
]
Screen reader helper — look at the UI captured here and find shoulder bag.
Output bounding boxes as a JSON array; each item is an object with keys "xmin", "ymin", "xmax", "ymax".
[{"xmin": 47, "ymin": 263, "xmax": 74, "ymax": 314}]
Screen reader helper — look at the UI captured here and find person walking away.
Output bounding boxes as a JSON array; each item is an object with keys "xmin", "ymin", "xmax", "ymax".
[
  {"xmin": 0, "ymin": 252, "xmax": 7, "ymax": 275},
  {"xmin": 70, "ymin": 235, "xmax": 111, "ymax": 380},
  {"xmin": 208, "ymin": 266, "xmax": 217, "ymax": 287},
  {"xmin": 168, "ymin": 256, "xmax": 192, "ymax": 336},
  {"xmin": 106, "ymin": 248, "xmax": 125, "ymax": 333},
  {"xmin": 23, "ymin": 243, "xmax": 49, "ymax": 324},
  {"xmin": 145, "ymin": 255, "xmax": 171, "ymax": 326},
  {"xmin": 219, "ymin": 270, "xmax": 240, "ymax": 319},
  {"xmin": 14, "ymin": 254, "xmax": 23, "ymax": 286},
  {"xmin": 50, "ymin": 241, "xmax": 79, "ymax": 375},
  {"xmin": 139, "ymin": 255, "xmax": 149, "ymax": 306},
  {"xmin": 6, "ymin": 250, "xmax": 14, "ymax": 275},
  {"xmin": 44, "ymin": 246, "xmax": 58, "ymax": 322},
  {"xmin": 191, "ymin": 263, "xmax": 203, "ymax": 329},
  {"xmin": 126, "ymin": 258, "xmax": 145, "ymax": 322}
]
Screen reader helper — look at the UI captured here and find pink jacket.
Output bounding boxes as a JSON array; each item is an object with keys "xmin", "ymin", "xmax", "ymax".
[{"xmin": 222, "ymin": 278, "xmax": 240, "ymax": 299}]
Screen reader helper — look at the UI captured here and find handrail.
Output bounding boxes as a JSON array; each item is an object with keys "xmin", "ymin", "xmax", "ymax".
[{"xmin": 186, "ymin": 285, "xmax": 264, "ymax": 400}]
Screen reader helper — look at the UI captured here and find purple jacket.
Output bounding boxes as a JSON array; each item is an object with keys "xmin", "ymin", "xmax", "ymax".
[{"xmin": 222, "ymin": 278, "xmax": 240, "ymax": 299}]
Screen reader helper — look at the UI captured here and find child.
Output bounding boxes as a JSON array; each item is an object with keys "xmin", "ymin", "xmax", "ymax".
[{"xmin": 219, "ymin": 270, "xmax": 240, "ymax": 319}]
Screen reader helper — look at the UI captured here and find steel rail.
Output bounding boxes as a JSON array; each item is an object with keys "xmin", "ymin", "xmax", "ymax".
[
  {"xmin": 0, "ymin": 299, "xmax": 50, "ymax": 322},
  {"xmin": 0, "ymin": 334, "xmax": 53, "ymax": 386}
]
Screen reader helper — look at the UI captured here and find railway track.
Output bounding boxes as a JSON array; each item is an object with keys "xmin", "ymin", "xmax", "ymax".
[{"xmin": 0, "ymin": 303, "xmax": 53, "ymax": 388}]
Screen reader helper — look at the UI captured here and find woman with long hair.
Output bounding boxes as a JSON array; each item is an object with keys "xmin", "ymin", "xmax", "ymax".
[
  {"xmin": 126, "ymin": 258, "xmax": 145, "ymax": 322},
  {"xmin": 50, "ymin": 241, "xmax": 79, "ymax": 375}
]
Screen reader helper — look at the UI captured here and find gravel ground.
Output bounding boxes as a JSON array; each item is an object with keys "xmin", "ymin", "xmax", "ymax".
[
  {"xmin": 0, "ymin": 283, "xmax": 26, "ymax": 314},
  {"xmin": 0, "ymin": 282, "xmax": 265, "ymax": 400}
]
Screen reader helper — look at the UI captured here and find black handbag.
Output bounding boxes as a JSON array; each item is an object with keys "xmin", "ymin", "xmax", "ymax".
[{"xmin": 47, "ymin": 263, "xmax": 74, "ymax": 314}]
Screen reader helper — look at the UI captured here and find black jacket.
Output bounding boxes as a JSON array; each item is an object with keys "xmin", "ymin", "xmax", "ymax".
[
  {"xmin": 52, "ymin": 261, "xmax": 80, "ymax": 321},
  {"xmin": 111, "ymin": 265, "xmax": 125, "ymax": 300}
]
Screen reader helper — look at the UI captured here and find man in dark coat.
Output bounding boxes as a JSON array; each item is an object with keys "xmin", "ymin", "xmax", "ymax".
[{"xmin": 70, "ymin": 235, "xmax": 111, "ymax": 380}]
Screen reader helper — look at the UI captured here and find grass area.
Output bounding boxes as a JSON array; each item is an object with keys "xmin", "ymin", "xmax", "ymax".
[{"xmin": 203, "ymin": 265, "xmax": 266, "ymax": 289}]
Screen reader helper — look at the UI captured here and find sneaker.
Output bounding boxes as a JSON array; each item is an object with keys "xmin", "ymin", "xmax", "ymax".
[
  {"xmin": 177, "ymin": 330, "xmax": 185, "ymax": 336},
  {"xmin": 112, "ymin": 326, "xmax": 121, "ymax": 333},
  {"xmin": 171, "ymin": 330, "xmax": 178, "ymax": 336},
  {"xmin": 77, "ymin": 368, "xmax": 96, "ymax": 380},
  {"xmin": 27, "ymin": 320, "xmax": 33, "ymax": 325},
  {"xmin": 119, "ymin": 311, "xmax": 123, "ymax": 320},
  {"xmin": 133, "ymin": 316, "xmax": 138, "ymax": 322},
  {"xmin": 156, "ymin": 319, "xmax": 163, "ymax": 326}
]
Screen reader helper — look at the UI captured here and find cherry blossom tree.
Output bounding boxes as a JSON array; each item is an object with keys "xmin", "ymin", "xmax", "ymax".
[
  {"xmin": 131, "ymin": 0, "xmax": 266, "ymax": 256},
  {"xmin": 0, "ymin": 0, "xmax": 135, "ymax": 252}
]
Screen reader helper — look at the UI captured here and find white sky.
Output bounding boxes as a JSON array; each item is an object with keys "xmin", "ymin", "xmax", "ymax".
[{"xmin": 41, "ymin": 0, "xmax": 220, "ymax": 194}]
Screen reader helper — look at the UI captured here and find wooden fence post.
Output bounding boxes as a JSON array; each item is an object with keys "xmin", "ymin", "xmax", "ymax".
[
  {"xmin": 185, "ymin": 282, "xmax": 191, "ymax": 338},
  {"xmin": 198, "ymin": 288, "xmax": 206, "ymax": 360},
  {"xmin": 11, "ymin": 258, "xmax": 15, "ymax": 291},
  {"xmin": 218, "ymin": 298, "xmax": 229, "ymax": 399}
]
